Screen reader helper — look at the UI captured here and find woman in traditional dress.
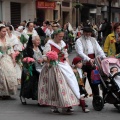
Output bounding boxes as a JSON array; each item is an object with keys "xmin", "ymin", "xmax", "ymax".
[
  {"xmin": 6, "ymin": 25, "xmax": 22, "ymax": 85},
  {"xmin": 38, "ymin": 29, "xmax": 80, "ymax": 114},
  {"xmin": 0, "ymin": 25, "xmax": 17, "ymax": 99},
  {"xmin": 20, "ymin": 35, "xmax": 43, "ymax": 104},
  {"xmin": 21, "ymin": 22, "xmax": 38, "ymax": 47}
]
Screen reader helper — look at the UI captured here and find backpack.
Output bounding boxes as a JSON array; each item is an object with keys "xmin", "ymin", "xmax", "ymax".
[{"xmin": 91, "ymin": 68, "xmax": 101, "ymax": 85}]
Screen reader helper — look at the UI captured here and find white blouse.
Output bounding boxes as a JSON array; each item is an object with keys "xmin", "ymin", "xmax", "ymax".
[{"xmin": 75, "ymin": 37, "xmax": 106, "ymax": 61}]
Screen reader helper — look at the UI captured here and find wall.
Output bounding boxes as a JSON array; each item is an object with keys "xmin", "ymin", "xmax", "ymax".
[
  {"xmin": 0, "ymin": 1, "xmax": 2, "ymax": 21},
  {"xmin": 2, "ymin": 0, "xmax": 36, "ymax": 23}
]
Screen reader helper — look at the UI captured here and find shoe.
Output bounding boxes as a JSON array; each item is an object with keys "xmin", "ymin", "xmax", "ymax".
[
  {"xmin": 68, "ymin": 106, "xmax": 74, "ymax": 112},
  {"xmin": 62, "ymin": 108, "xmax": 73, "ymax": 114},
  {"xmin": 84, "ymin": 108, "xmax": 90, "ymax": 113},
  {"xmin": 20, "ymin": 96, "xmax": 26, "ymax": 105},
  {"xmin": 1, "ymin": 96, "xmax": 11, "ymax": 100},
  {"xmin": 80, "ymin": 99, "xmax": 89, "ymax": 113},
  {"xmin": 51, "ymin": 107, "xmax": 60, "ymax": 114}
]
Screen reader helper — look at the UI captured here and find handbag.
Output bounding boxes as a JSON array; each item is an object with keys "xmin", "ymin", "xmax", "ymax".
[{"xmin": 91, "ymin": 67, "xmax": 101, "ymax": 85}]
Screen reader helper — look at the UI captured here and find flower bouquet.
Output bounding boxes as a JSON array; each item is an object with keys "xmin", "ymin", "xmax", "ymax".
[
  {"xmin": 13, "ymin": 51, "xmax": 23, "ymax": 66},
  {"xmin": 46, "ymin": 51, "xmax": 58, "ymax": 67},
  {"xmin": 22, "ymin": 57, "xmax": 35, "ymax": 80}
]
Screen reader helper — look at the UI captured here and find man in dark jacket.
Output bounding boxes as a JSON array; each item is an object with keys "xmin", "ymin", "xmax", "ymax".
[
  {"xmin": 100, "ymin": 18, "xmax": 112, "ymax": 45},
  {"xmin": 34, "ymin": 21, "xmax": 46, "ymax": 46}
]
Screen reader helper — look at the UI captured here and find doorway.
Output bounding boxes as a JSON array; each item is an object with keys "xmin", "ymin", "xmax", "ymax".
[
  {"xmin": 36, "ymin": 9, "xmax": 45, "ymax": 26},
  {"xmin": 62, "ymin": 11, "xmax": 69, "ymax": 25}
]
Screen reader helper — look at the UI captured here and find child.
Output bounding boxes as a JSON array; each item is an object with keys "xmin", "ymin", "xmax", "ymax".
[
  {"xmin": 72, "ymin": 57, "xmax": 90, "ymax": 113},
  {"xmin": 110, "ymin": 66, "xmax": 118, "ymax": 75},
  {"xmin": 110, "ymin": 66, "xmax": 120, "ymax": 89}
]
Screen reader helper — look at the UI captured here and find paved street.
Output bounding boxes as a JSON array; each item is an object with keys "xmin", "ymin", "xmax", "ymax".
[{"xmin": 0, "ymin": 50, "xmax": 120, "ymax": 120}]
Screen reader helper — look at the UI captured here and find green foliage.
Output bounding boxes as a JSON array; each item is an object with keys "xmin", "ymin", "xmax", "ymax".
[{"xmin": 20, "ymin": 34, "xmax": 28, "ymax": 44}]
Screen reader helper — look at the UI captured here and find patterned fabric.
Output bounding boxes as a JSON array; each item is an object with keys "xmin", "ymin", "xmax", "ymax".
[
  {"xmin": 38, "ymin": 40, "xmax": 80, "ymax": 107},
  {"xmin": 74, "ymin": 71, "xmax": 84, "ymax": 86},
  {"xmin": 38, "ymin": 64, "xmax": 79, "ymax": 107},
  {"xmin": 0, "ymin": 40, "xmax": 17, "ymax": 96}
]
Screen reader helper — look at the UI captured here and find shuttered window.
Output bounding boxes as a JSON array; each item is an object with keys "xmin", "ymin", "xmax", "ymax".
[{"xmin": 10, "ymin": 2, "xmax": 21, "ymax": 27}]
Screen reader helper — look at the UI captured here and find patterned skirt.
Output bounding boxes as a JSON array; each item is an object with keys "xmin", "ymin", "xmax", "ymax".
[
  {"xmin": 38, "ymin": 64, "xmax": 79, "ymax": 108},
  {"xmin": 0, "ymin": 55, "xmax": 17, "ymax": 96}
]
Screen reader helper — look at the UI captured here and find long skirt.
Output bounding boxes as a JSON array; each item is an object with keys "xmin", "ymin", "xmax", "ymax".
[
  {"xmin": 20, "ymin": 68, "xmax": 39, "ymax": 100},
  {"xmin": 38, "ymin": 64, "xmax": 80, "ymax": 108},
  {"xmin": 0, "ymin": 55, "xmax": 17, "ymax": 96},
  {"xmin": 15, "ymin": 63, "xmax": 22, "ymax": 80}
]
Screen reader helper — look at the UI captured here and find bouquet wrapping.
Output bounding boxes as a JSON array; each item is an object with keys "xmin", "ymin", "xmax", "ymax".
[{"xmin": 22, "ymin": 57, "xmax": 35, "ymax": 80}]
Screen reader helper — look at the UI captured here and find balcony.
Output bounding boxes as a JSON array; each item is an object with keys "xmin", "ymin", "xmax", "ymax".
[{"xmin": 80, "ymin": 0, "xmax": 107, "ymax": 5}]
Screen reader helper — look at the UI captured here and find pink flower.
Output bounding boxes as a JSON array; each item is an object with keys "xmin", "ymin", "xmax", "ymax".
[
  {"xmin": 22, "ymin": 46, "xmax": 25, "ymax": 50},
  {"xmin": 23, "ymin": 58, "xmax": 27, "ymax": 62},
  {"xmin": 13, "ymin": 51, "xmax": 20, "ymax": 58},
  {"xmin": 46, "ymin": 51, "xmax": 58, "ymax": 61},
  {"xmin": 62, "ymin": 89, "xmax": 66, "ymax": 96},
  {"xmin": 22, "ymin": 57, "xmax": 35, "ymax": 63}
]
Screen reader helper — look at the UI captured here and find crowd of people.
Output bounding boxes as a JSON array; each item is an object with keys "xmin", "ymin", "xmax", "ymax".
[{"xmin": 0, "ymin": 18, "xmax": 120, "ymax": 115}]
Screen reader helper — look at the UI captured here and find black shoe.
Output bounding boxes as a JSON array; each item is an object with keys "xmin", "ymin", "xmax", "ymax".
[
  {"xmin": 1, "ymin": 96, "xmax": 11, "ymax": 100},
  {"xmin": 51, "ymin": 108, "xmax": 60, "ymax": 113},
  {"xmin": 20, "ymin": 96, "xmax": 26, "ymax": 105},
  {"xmin": 62, "ymin": 108, "xmax": 74, "ymax": 114},
  {"xmin": 68, "ymin": 107, "xmax": 74, "ymax": 112}
]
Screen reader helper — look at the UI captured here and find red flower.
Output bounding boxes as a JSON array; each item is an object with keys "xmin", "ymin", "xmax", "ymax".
[
  {"xmin": 110, "ymin": 39, "xmax": 116, "ymax": 43},
  {"xmin": 46, "ymin": 51, "xmax": 58, "ymax": 60},
  {"xmin": 39, "ymin": 99, "xmax": 43, "ymax": 104},
  {"xmin": 41, "ymin": 87, "xmax": 44, "ymax": 93},
  {"xmin": 23, "ymin": 57, "xmax": 35, "ymax": 63},
  {"xmin": 70, "ymin": 94, "xmax": 74, "ymax": 100},
  {"xmin": 62, "ymin": 89, "xmax": 66, "ymax": 96},
  {"xmin": 59, "ymin": 79, "xmax": 63, "ymax": 84}
]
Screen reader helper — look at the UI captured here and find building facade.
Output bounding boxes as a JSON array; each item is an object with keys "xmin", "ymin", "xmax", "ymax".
[
  {"xmin": 0, "ymin": 0, "xmax": 120, "ymax": 27},
  {"xmin": 1, "ymin": 0, "xmax": 36, "ymax": 26},
  {"xmin": 36, "ymin": 0, "xmax": 75, "ymax": 27},
  {"xmin": 80, "ymin": 0, "xmax": 120, "ymax": 25}
]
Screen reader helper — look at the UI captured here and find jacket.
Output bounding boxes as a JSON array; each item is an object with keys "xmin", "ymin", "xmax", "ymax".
[{"xmin": 104, "ymin": 32, "xmax": 116, "ymax": 56}]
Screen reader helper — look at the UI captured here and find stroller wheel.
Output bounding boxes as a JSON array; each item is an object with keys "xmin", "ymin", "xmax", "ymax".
[{"xmin": 92, "ymin": 95, "xmax": 104, "ymax": 111}]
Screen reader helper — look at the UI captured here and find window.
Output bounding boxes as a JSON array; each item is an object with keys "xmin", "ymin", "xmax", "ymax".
[
  {"xmin": 62, "ymin": 2, "xmax": 70, "ymax": 7},
  {"xmin": 53, "ymin": 10, "xmax": 58, "ymax": 20},
  {"xmin": 10, "ymin": 2, "xmax": 21, "ymax": 27}
]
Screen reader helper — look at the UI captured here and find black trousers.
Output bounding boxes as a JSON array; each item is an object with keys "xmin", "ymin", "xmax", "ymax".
[{"xmin": 83, "ymin": 65, "xmax": 99, "ymax": 96}]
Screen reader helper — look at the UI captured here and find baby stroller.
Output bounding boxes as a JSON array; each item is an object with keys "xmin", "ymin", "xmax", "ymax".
[{"xmin": 92, "ymin": 57, "xmax": 120, "ymax": 112}]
